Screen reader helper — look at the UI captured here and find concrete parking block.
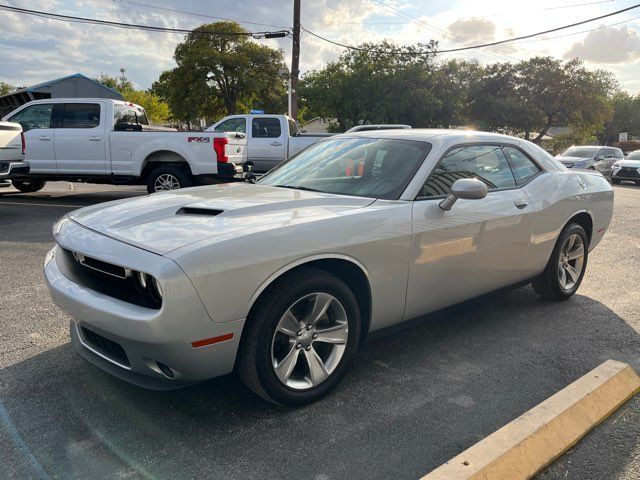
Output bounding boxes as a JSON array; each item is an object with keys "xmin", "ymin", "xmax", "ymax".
[{"xmin": 421, "ymin": 359, "xmax": 640, "ymax": 480}]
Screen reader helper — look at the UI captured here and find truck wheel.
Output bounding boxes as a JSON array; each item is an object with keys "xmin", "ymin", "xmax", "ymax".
[
  {"xmin": 146, "ymin": 166, "xmax": 193, "ymax": 194},
  {"xmin": 11, "ymin": 180, "xmax": 46, "ymax": 193}
]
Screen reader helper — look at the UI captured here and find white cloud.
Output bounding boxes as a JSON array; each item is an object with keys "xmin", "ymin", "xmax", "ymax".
[
  {"xmin": 448, "ymin": 18, "xmax": 496, "ymax": 43},
  {"xmin": 564, "ymin": 26, "xmax": 640, "ymax": 64}
]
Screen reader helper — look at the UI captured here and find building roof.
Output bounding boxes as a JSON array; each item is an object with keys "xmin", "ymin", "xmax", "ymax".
[{"xmin": 4, "ymin": 73, "xmax": 121, "ymax": 98}]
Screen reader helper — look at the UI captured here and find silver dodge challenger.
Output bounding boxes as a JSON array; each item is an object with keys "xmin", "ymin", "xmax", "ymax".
[{"xmin": 45, "ymin": 130, "xmax": 614, "ymax": 405}]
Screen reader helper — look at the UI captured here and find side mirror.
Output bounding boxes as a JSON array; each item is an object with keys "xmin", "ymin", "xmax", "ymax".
[{"xmin": 439, "ymin": 178, "xmax": 488, "ymax": 211}]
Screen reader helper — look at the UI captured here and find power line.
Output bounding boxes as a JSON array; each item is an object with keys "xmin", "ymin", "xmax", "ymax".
[
  {"xmin": 513, "ymin": 14, "xmax": 640, "ymax": 43},
  {"xmin": 111, "ymin": 0, "xmax": 290, "ymax": 29},
  {"xmin": 303, "ymin": 2, "xmax": 640, "ymax": 55},
  {"xmin": 0, "ymin": 4, "xmax": 290, "ymax": 38}
]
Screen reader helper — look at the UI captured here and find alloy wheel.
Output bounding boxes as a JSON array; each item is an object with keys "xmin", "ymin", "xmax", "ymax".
[
  {"xmin": 271, "ymin": 292, "xmax": 349, "ymax": 390},
  {"xmin": 558, "ymin": 233, "xmax": 585, "ymax": 289},
  {"xmin": 154, "ymin": 173, "xmax": 181, "ymax": 191}
]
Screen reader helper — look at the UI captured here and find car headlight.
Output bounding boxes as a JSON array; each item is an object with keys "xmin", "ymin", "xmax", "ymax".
[
  {"xmin": 133, "ymin": 271, "xmax": 163, "ymax": 305},
  {"xmin": 612, "ymin": 162, "xmax": 621, "ymax": 169}
]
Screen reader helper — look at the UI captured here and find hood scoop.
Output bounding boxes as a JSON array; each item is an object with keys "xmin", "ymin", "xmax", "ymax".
[{"xmin": 176, "ymin": 207, "xmax": 224, "ymax": 217}]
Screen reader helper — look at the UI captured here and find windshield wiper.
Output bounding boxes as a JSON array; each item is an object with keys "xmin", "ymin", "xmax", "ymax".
[{"xmin": 273, "ymin": 185, "xmax": 322, "ymax": 192}]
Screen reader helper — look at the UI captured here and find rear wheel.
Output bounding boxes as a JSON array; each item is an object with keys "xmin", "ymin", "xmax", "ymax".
[
  {"xmin": 11, "ymin": 180, "xmax": 46, "ymax": 193},
  {"xmin": 146, "ymin": 165, "xmax": 193, "ymax": 194},
  {"xmin": 532, "ymin": 223, "xmax": 588, "ymax": 300},
  {"xmin": 237, "ymin": 267, "xmax": 361, "ymax": 405}
]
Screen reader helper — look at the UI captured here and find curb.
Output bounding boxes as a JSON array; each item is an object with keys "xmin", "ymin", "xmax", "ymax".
[{"xmin": 421, "ymin": 359, "xmax": 640, "ymax": 480}]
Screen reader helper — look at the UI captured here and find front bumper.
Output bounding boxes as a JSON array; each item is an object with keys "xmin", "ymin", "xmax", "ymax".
[
  {"xmin": 0, "ymin": 161, "xmax": 30, "ymax": 178},
  {"xmin": 612, "ymin": 167, "xmax": 640, "ymax": 180},
  {"xmin": 44, "ymin": 220, "xmax": 245, "ymax": 389}
]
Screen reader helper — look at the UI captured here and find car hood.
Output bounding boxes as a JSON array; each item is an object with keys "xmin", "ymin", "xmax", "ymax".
[
  {"xmin": 617, "ymin": 159, "xmax": 640, "ymax": 168},
  {"xmin": 68, "ymin": 183, "xmax": 375, "ymax": 255},
  {"xmin": 556, "ymin": 156, "xmax": 592, "ymax": 164}
]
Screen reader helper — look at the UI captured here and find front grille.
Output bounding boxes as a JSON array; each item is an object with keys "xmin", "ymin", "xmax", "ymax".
[
  {"xmin": 616, "ymin": 167, "xmax": 640, "ymax": 179},
  {"xmin": 59, "ymin": 248, "xmax": 161, "ymax": 309},
  {"xmin": 80, "ymin": 326, "xmax": 130, "ymax": 367}
]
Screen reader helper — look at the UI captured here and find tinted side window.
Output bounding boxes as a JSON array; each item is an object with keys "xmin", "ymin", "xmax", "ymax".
[
  {"xmin": 114, "ymin": 104, "xmax": 149, "ymax": 126},
  {"xmin": 421, "ymin": 145, "xmax": 516, "ymax": 197},
  {"xmin": 502, "ymin": 147, "xmax": 540, "ymax": 185},
  {"xmin": 9, "ymin": 104, "xmax": 53, "ymax": 131},
  {"xmin": 214, "ymin": 118, "xmax": 246, "ymax": 134},
  {"xmin": 61, "ymin": 104, "xmax": 100, "ymax": 128},
  {"xmin": 614, "ymin": 148, "xmax": 623, "ymax": 159},
  {"xmin": 252, "ymin": 118, "xmax": 281, "ymax": 138}
]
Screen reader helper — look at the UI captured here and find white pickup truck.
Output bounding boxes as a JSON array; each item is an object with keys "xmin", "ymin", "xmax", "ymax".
[
  {"xmin": 2, "ymin": 98, "xmax": 248, "ymax": 193},
  {"xmin": 207, "ymin": 114, "xmax": 332, "ymax": 172},
  {"xmin": 0, "ymin": 121, "xmax": 29, "ymax": 187}
]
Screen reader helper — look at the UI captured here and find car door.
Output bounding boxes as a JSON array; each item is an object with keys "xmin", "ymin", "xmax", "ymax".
[
  {"xmin": 248, "ymin": 117, "xmax": 286, "ymax": 172},
  {"xmin": 405, "ymin": 144, "xmax": 537, "ymax": 319},
  {"xmin": 53, "ymin": 102, "xmax": 106, "ymax": 174},
  {"xmin": 6, "ymin": 103, "xmax": 56, "ymax": 173}
]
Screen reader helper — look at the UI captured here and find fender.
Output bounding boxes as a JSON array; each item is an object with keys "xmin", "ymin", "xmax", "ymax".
[{"xmin": 246, "ymin": 253, "xmax": 370, "ymax": 313}]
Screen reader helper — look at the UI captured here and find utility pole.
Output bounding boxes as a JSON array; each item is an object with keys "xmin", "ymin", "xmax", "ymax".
[{"xmin": 290, "ymin": 0, "xmax": 301, "ymax": 121}]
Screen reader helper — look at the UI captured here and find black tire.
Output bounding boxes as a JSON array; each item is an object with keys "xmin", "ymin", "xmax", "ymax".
[
  {"xmin": 146, "ymin": 165, "xmax": 193, "ymax": 194},
  {"xmin": 635, "ymin": 181, "xmax": 640, "ymax": 186},
  {"xmin": 11, "ymin": 180, "xmax": 46, "ymax": 193},
  {"xmin": 611, "ymin": 178, "xmax": 621, "ymax": 185},
  {"xmin": 531, "ymin": 223, "xmax": 589, "ymax": 301},
  {"xmin": 237, "ymin": 267, "xmax": 361, "ymax": 406}
]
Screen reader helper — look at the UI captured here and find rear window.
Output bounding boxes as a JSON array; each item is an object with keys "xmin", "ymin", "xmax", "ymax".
[
  {"xmin": 61, "ymin": 104, "xmax": 100, "ymax": 128},
  {"xmin": 114, "ymin": 104, "xmax": 149, "ymax": 126}
]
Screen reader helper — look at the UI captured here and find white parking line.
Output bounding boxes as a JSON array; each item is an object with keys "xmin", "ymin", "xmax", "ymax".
[{"xmin": 0, "ymin": 201, "xmax": 85, "ymax": 208}]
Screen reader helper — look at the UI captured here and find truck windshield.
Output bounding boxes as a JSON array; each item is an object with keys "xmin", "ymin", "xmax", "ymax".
[
  {"xmin": 258, "ymin": 137, "xmax": 430, "ymax": 200},
  {"xmin": 114, "ymin": 104, "xmax": 149, "ymax": 126}
]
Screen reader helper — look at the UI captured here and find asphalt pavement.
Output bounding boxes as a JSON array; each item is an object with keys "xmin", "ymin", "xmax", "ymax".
[{"xmin": 1, "ymin": 181, "xmax": 638, "ymax": 480}]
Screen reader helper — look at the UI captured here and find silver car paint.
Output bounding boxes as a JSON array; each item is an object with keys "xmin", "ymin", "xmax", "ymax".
[{"xmin": 44, "ymin": 129, "xmax": 614, "ymax": 388}]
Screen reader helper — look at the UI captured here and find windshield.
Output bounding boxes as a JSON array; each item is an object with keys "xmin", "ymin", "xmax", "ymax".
[
  {"xmin": 561, "ymin": 147, "xmax": 598, "ymax": 158},
  {"xmin": 258, "ymin": 137, "xmax": 430, "ymax": 200},
  {"xmin": 627, "ymin": 151, "xmax": 640, "ymax": 160}
]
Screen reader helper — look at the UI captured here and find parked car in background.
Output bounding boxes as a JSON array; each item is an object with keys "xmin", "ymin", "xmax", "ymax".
[
  {"xmin": 346, "ymin": 124, "xmax": 411, "ymax": 132},
  {"xmin": 2, "ymin": 99, "xmax": 248, "ymax": 193},
  {"xmin": 555, "ymin": 145, "xmax": 622, "ymax": 176},
  {"xmin": 207, "ymin": 114, "xmax": 333, "ymax": 172},
  {"xmin": 0, "ymin": 120, "xmax": 29, "ymax": 185},
  {"xmin": 611, "ymin": 149, "xmax": 640, "ymax": 185},
  {"xmin": 45, "ymin": 129, "xmax": 613, "ymax": 405}
]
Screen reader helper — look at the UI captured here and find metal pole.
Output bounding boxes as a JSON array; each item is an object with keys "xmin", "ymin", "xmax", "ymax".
[
  {"xmin": 291, "ymin": 0, "xmax": 300, "ymax": 121},
  {"xmin": 287, "ymin": 78, "xmax": 292, "ymax": 117}
]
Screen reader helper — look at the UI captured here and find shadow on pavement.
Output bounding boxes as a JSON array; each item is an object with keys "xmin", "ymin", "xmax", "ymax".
[{"xmin": 2, "ymin": 287, "xmax": 639, "ymax": 480}]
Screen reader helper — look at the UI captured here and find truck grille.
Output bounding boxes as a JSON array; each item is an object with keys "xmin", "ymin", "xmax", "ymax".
[{"xmin": 80, "ymin": 326, "xmax": 130, "ymax": 368}]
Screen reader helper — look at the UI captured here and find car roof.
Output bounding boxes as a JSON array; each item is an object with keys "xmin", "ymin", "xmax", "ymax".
[{"xmin": 335, "ymin": 128, "xmax": 528, "ymax": 145}]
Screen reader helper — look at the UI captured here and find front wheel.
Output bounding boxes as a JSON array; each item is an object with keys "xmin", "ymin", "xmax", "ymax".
[
  {"xmin": 611, "ymin": 178, "xmax": 621, "ymax": 185},
  {"xmin": 11, "ymin": 180, "xmax": 46, "ymax": 193},
  {"xmin": 532, "ymin": 223, "xmax": 588, "ymax": 300},
  {"xmin": 146, "ymin": 165, "xmax": 193, "ymax": 194},
  {"xmin": 237, "ymin": 267, "xmax": 361, "ymax": 405}
]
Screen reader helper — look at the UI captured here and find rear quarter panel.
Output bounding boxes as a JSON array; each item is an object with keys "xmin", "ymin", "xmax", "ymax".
[{"xmin": 521, "ymin": 170, "xmax": 613, "ymax": 278}]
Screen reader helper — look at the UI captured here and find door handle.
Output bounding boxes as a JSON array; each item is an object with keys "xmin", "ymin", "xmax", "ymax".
[
  {"xmin": 89, "ymin": 136, "xmax": 102, "ymax": 141},
  {"xmin": 270, "ymin": 141, "xmax": 282, "ymax": 146},
  {"xmin": 514, "ymin": 199, "xmax": 528, "ymax": 209},
  {"xmin": 39, "ymin": 136, "xmax": 51, "ymax": 141}
]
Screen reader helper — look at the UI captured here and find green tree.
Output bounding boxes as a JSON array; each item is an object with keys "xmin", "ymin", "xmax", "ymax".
[
  {"xmin": 300, "ymin": 41, "xmax": 439, "ymax": 131},
  {"xmin": 155, "ymin": 21, "xmax": 287, "ymax": 122},
  {"xmin": 468, "ymin": 57, "xmax": 615, "ymax": 142},
  {"xmin": 599, "ymin": 91, "xmax": 640, "ymax": 144},
  {"xmin": 0, "ymin": 82, "xmax": 15, "ymax": 96}
]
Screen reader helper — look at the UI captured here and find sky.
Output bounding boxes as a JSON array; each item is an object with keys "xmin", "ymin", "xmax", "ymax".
[{"xmin": 1, "ymin": 0, "xmax": 640, "ymax": 93}]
